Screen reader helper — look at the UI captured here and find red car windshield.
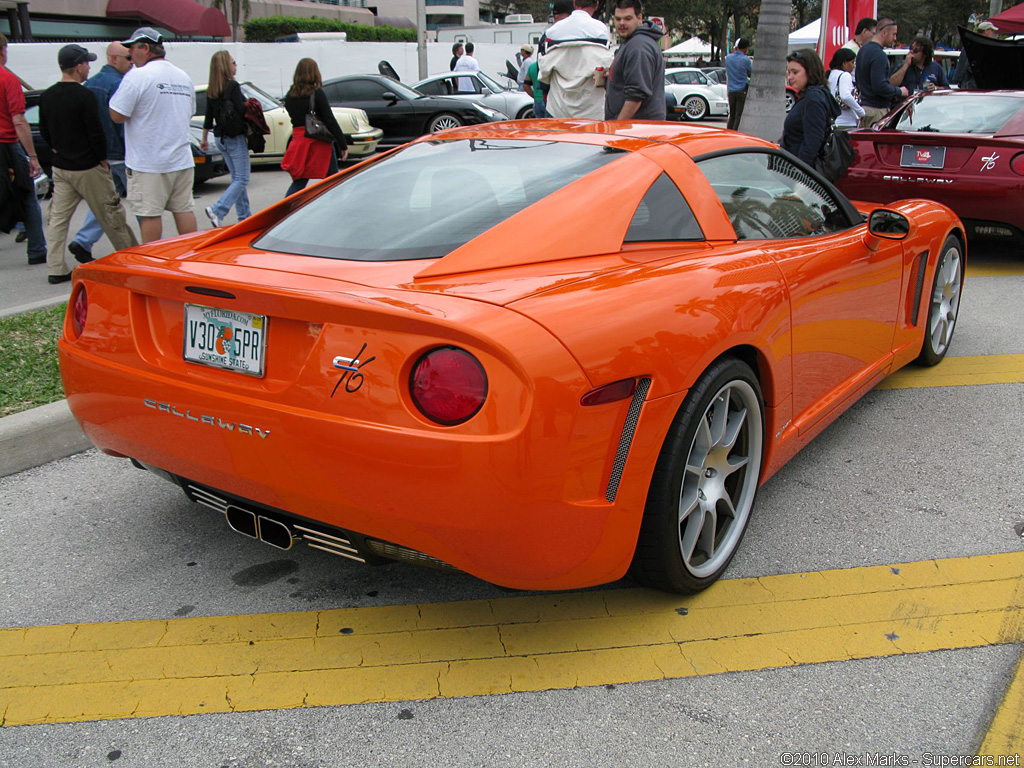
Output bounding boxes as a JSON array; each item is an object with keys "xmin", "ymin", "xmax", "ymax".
[
  {"xmin": 892, "ymin": 93, "xmax": 1024, "ymax": 134},
  {"xmin": 255, "ymin": 139, "xmax": 625, "ymax": 261}
]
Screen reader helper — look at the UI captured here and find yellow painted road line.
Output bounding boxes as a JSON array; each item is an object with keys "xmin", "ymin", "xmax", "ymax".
[
  {"xmin": 980, "ymin": 649, "xmax": 1024, "ymax": 757},
  {"xmin": 966, "ymin": 261, "xmax": 1024, "ymax": 278},
  {"xmin": 1, "ymin": 553, "xmax": 1022, "ymax": 727},
  {"xmin": 878, "ymin": 354, "xmax": 1024, "ymax": 390}
]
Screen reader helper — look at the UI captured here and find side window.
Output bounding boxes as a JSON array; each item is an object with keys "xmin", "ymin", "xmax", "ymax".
[
  {"xmin": 417, "ymin": 80, "xmax": 445, "ymax": 96},
  {"xmin": 682, "ymin": 73, "xmax": 698, "ymax": 84},
  {"xmin": 696, "ymin": 151, "xmax": 850, "ymax": 240},
  {"xmin": 194, "ymin": 90, "xmax": 207, "ymax": 117},
  {"xmin": 625, "ymin": 173, "xmax": 704, "ymax": 243},
  {"xmin": 335, "ymin": 80, "xmax": 388, "ymax": 101}
]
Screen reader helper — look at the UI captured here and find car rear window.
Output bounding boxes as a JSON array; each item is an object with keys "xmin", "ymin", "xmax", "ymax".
[
  {"xmin": 254, "ymin": 139, "xmax": 626, "ymax": 261},
  {"xmin": 892, "ymin": 93, "xmax": 1024, "ymax": 134}
]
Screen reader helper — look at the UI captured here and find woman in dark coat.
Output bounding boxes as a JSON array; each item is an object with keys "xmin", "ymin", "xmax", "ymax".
[
  {"xmin": 281, "ymin": 58, "xmax": 348, "ymax": 197},
  {"xmin": 781, "ymin": 48, "xmax": 839, "ymax": 166},
  {"xmin": 201, "ymin": 50, "xmax": 250, "ymax": 227}
]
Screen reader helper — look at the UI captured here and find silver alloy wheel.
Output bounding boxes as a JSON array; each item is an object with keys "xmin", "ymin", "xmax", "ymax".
[
  {"xmin": 429, "ymin": 113, "xmax": 462, "ymax": 132},
  {"xmin": 683, "ymin": 95, "xmax": 708, "ymax": 120},
  {"xmin": 928, "ymin": 241, "xmax": 962, "ymax": 357},
  {"xmin": 677, "ymin": 379, "xmax": 762, "ymax": 578},
  {"xmin": 785, "ymin": 91, "xmax": 796, "ymax": 112}
]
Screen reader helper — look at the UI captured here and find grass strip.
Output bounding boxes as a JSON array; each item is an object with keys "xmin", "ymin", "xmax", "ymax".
[{"xmin": 0, "ymin": 303, "xmax": 67, "ymax": 418}]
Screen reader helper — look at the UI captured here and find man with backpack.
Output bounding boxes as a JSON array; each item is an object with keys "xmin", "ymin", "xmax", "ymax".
[{"xmin": 68, "ymin": 41, "xmax": 135, "ymax": 263}]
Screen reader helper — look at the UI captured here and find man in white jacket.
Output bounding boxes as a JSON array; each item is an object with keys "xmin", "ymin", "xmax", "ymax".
[{"xmin": 538, "ymin": 0, "xmax": 612, "ymax": 119}]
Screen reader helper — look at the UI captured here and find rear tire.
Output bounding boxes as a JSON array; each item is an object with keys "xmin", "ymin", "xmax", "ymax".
[
  {"xmin": 630, "ymin": 357, "xmax": 764, "ymax": 593},
  {"xmin": 916, "ymin": 235, "xmax": 964, "ymax": 366}
]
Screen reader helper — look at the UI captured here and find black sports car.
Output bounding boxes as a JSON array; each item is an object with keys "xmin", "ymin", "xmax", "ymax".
[
  {"xmin": 23, "ymin": 90, "xmax": 226, "ymax": 188},
  {"xmin": 320, "ymin": 74, "xmax": 506, "ymax": 147}
]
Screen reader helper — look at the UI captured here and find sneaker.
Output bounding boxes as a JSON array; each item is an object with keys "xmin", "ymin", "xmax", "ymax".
[
  {"xmin": 69, "ymin": 241, "xmax": 94, "ymax": 264},
  {"xmin": 15, "ymin": 230, "xmax": 28, "ymax": 243},
  {"xmin": 27, "ymin": 254, "xmax": 46, "ymax": 265},
  {"xmin": 48, "ymin": 273, "xmax": 72, "ymax": 285},
  {"xmin": 204, "ymin": 206, "xmax": 222, "ymax": 228}
]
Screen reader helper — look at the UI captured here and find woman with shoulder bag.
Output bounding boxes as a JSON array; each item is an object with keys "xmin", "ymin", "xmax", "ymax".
[
  {"xmin": 201, "ymin": 51, "xmax": 250, "ymax": 228},
  {"xmin": 827, "ymin": 48, "xmax": 865, "ymax": 130},
  {"xmin": 781, "ymin": 49, "xmax": 841, "ymax": 166},
  {"xmin": 281, "ymin": 58, "xmax": 348, "ymax": 198}
]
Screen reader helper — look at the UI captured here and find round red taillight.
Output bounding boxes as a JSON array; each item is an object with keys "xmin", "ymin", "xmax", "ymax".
[
  {"xmin": 409, "ymin": 346, "xmax": 488, "ymax": 426},
  {"xmin": 70, "ymin": 286, "xmax": 88, "ymax": 339},
  {"xmin": 1010, "ymin": 152, "xmax": 1024, "ymax": 176}
]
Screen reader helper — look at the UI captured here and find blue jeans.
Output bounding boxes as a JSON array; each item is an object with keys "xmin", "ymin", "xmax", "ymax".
[
  {"xmin": 71, "ymin": 162, "xmax": 128, "ymax": 252},
  {"xmin": 9, "ymin": 143, "xmax": 46, "ymax": 259},
  {"xmin": 210, "ymin": 134, "xmax": 251, "ymax": 222},
  {"xmin": 285, "ymin": 146, "xmax": 339, "ymax": 197}
]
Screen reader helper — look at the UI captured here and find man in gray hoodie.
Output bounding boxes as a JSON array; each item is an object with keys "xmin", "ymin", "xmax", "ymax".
[{"xmin": 605, "ymin": 0, "xmax": 665, "ymax": 120}]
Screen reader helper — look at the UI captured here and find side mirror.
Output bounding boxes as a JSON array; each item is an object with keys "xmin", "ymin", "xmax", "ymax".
[
  {"xmin": 382, "ymin": 92, "xmax": 398, "ymax": 104},
  {"xmin": 867, "ymin": 209, "xmax": 910, "ymax": 240}
]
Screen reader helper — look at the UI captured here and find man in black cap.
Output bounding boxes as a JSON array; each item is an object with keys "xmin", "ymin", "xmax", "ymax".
[{"xmin": 39, "ymin": 44, "xmax": 137, "ymax": 283}]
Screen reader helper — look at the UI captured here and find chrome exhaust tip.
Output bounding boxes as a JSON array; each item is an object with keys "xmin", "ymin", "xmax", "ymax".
[
  {"xmin": 225, "ymin": 505, "xmax": 258, "ymax": 538},
  {"xmin": 257, "ymin": 515, "xmax": 294, "ymax": 551}
]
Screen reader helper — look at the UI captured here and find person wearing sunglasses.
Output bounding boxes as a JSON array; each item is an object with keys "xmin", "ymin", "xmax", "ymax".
[
  {"xmin": 68, "ymin": 41, "xmax": 135, "ymax": 264},
  {"xmin": 854, "ymin": 17, "xmax": 909, "ymax": 128},
  {"xmin": 890, "ymin": 36, "xmax": 947, "ymax": 94}
]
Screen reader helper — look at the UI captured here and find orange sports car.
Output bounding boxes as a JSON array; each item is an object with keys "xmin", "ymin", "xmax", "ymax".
[{"xmin": 58, "ymin": 121, "xmax": 965, "ymax": 594}]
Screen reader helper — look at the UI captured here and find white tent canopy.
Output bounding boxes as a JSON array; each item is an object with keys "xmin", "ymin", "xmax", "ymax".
[
  {"xmin": 664, "ymin": 36, "xmax": 713, "ymax": 57},
  {"xmin": 789, "ymin": 18, "xmax": 820, "ymax": 49}
]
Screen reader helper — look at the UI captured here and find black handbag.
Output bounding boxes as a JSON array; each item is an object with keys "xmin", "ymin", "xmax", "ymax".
[
  {"xmin": 304, "ymin": 93, "xmax": 334, "ymax": 143},
  {"xmin": 814, "ymin": 121, "xmax": 855, "ymax": 183}
]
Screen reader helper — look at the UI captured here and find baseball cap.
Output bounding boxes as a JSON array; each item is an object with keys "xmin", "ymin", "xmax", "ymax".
[
  {"xmin": 122, "ymin": 26, "xmax": 164, "ymax": 46},
  {"xmin": 976, "ymin": 21, "xmax": 998, "ymax": 32},
  {"xmin": 58, "ymin": 44, "xmax": 97, "ymax": 70},
  {"xmin": 521, "ymin": 44, "xmax": 534, "ymax": 54}
]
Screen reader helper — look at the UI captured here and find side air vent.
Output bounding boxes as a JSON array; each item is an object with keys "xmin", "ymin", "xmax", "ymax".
[
  {"xmin": 910, "ymin": 250, "xmax": 929, "ymax": 326},
  {"xmin": 606, "ymin": 377, "xmax": 652, "ymax": 503},
  {"xmin": 366, "ymin": 539, "xmax": 458, "ymax": 572}
]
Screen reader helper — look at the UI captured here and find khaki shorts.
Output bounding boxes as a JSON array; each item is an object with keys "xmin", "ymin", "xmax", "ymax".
[{"xmin": 127, "ymin": 168, "xmax": 195, "ymax": 217}]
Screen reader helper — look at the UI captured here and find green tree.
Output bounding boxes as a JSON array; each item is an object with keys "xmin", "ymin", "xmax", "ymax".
[
  {"xmin": 211, "ymin": 0, "xmax": 251, "ymax": 43},
  {"xmin": 881, "ymin": 0, "xmax": 990, "ymax": 47}
]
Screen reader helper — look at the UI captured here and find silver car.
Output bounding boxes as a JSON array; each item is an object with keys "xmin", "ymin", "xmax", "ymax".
[{"xmin": 412, "ymin": 71, "xmax": 535, "ymax": 120}]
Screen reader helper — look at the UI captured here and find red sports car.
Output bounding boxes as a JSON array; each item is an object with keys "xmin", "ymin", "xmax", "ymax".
[
  {"xmin": 839, "ymin": 89, "xmax": 1024, "ymax": 241},
  {"xmin": 58, "ymin": 120, "xmax": 965, "ymax": 594}
]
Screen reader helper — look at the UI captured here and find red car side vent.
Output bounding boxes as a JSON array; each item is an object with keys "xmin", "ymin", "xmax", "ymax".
[
  {"xmin": 581, "ymin": 378, "xmax": 638, "ymax": 406},
  {"xmin": 1010, "ymin": 153, "xmax": 1024, "ymax": 176}
]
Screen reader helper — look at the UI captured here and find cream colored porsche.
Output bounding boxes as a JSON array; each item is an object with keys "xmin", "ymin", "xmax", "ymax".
[{"xmin": 193, "ymin": 81, "xmax": 383, "ymax": 163}]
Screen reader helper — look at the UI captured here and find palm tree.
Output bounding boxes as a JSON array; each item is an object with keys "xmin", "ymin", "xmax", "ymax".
[
  {"xmin": 739, "ymin": 0, "xmax": 790, "ymax": 141},
  {"xmin": 211, "ymin": 0, "xmax": 251, "ymax": 43}
]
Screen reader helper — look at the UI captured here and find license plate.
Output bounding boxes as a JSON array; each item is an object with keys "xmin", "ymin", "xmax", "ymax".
[
  {"xmin": 183, "ymin": 304, "xmax": 267, "ymax": 377},
  {"xmin": 900, "ymin": 145, "xmax": 946, "ymax": 169}
]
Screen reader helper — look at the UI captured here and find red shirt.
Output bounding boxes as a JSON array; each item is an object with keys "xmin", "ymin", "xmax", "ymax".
[{"xmin": 0, "ymin": 65, "xmax": 26, "ymax": 142}]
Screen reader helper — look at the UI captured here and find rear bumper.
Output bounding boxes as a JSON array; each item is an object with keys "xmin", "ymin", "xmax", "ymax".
[{"xmin": 59, "ymin": 341, "xmax": 677, "ymax": 591}]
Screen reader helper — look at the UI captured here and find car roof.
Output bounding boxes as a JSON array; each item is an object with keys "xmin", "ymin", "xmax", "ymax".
[{"xmin": 417, "ymin": 119, "xmax": 771, "ymax": 158}]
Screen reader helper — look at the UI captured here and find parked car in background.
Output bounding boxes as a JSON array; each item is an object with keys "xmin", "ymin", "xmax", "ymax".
[
  {"xmin": 59, "ymin": 120, "xmax": 964, "ymax": 595},
  {"xmin": 193, "ymin": 82, "xmax": 382, "ymax": 164},
  {"xmin": 413, "ymin": 71, "xmax": 535, "ymax": 120},
  {"xmin": 188, "ymin": 125, "xmax": 229, "ymax": 186},
  {"xmin": 663, "ymin": 69, "xmax": 729, "ymax": 120},
  {"xmin": 701, "ymin": 67, "xmax": 727, "ymax": 85},
  {"xmin": 321, "ymin": 74, "xmax": 506, "ymax": 147},
  {"xmin": 838, "ymin": 89, "xmax": 1024, "ymax": 242}
]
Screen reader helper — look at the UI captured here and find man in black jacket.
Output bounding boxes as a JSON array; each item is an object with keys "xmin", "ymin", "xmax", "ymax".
[
  {"xmin": 604, "ymin": 0, "xmax": 665, "ymax": 120},
  {"xmin": 854, "ymin": 18, "xmax": 909, "ymax": 128},
  {"xmin": 39, "ymin": 44, "xmax": 136, "ymax": 283}
]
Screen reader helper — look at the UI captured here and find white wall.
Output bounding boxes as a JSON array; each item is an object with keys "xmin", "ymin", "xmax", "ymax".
[{"xmin": 8, "ymin": 41, "xmax": 524, "ymax": 95}]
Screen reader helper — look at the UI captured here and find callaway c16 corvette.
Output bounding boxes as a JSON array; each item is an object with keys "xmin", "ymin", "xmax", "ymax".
[{"xmin": 58, "ymin": 120, "xmax": 966, "ymax": 594}]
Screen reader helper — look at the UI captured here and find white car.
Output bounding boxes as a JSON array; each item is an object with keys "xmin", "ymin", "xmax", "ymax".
[
  {"xmin": 193, "ymin": 82, "xmax": 383, "ymax": 164},
  {"xmin": 663, "ymin": 68, "xmax": 729, "ymax": 121},
  {"xmin": 412, "ymin": 71, "xmax": 535, "ymax": 120}
]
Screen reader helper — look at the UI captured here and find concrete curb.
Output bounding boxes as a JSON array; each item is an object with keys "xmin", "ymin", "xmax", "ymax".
[{"xmin": 0, "ymin": 400, "xmax": 92, "ymax": 478}]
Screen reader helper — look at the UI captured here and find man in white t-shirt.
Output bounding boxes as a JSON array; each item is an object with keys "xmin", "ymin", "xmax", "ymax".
[
  {"xmin": 109, "ymin": 27, "xmax": 197, "ymax": 243},
  {"xmin": 453, "ymin": 42, "xmax": 481, "ymax": 92}
]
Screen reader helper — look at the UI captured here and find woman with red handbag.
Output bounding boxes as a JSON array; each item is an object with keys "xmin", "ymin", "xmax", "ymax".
[{"xmin": 281, "ymin": 58, "xmax": 348, "ymax": 197}]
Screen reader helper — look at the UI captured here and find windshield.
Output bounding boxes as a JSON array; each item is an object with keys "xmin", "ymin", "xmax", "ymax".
[
  {"xmin": 381, "ymin": 78, "xmax": 426, "ymax": 101},
  {"xmin": 241, "ymin": 82, "xmax": 282, "ymax": 112},
  {"xmin": 476, "ymin": 71, "xmax": 506, "ymax": 92},
  {"xmin": 255, "ymin": 139, "xmax": 626, "ymax": 261},
  {"xmin": 892, "ymin": 93, "xmax": 1024, "ymax": 134}
]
